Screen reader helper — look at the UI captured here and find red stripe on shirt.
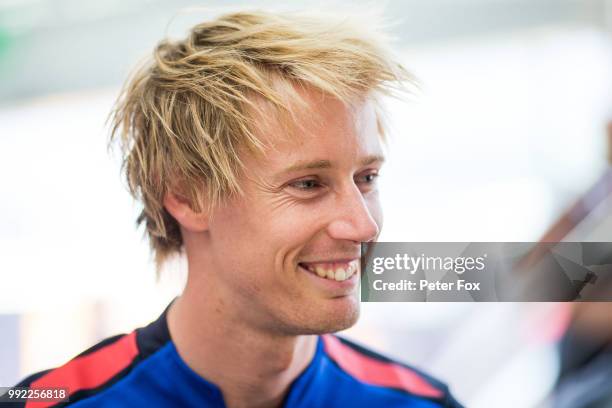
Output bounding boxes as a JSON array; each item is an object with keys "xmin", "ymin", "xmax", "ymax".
[
  {"xmin": 322, "ymin": 335, "xmax": 443, "ymax": 399},
  {"xmin": 25, "ymin": 331, "xmax": 139, "ymax": 408}
]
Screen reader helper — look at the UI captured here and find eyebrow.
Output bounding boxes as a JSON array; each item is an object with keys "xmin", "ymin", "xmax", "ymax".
[{"xmin": 279, "ymin": 154, "xmax": 385, "ymax": 175}]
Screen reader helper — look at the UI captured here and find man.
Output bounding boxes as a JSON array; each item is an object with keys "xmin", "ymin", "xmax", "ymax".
[{"xmin": 10, "ymin": 10, "xmax": 463, "ymax": 408}]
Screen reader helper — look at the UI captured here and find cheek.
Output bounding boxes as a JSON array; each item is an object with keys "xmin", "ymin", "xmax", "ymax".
[
  {"xmin": 213, "ymin": 201, "xmax": 314, "ymax": 278},
  {"xmin": 209, "ymin": 204, "xmax": 269, "ymax": 276},
  {"xmin": 266, "ymin": 205, "xmax": 325, "ymax": 257}
]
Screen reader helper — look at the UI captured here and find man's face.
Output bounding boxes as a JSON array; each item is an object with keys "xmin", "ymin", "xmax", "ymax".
[{"xmin": 207, "ymin": 89, "xmax": 383, "ymax": 335}]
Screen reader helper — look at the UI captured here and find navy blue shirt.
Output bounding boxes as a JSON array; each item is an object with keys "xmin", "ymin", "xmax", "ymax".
[{"xmin": 10, "ymin": 305, "xmax": 463, "ymax": 407}]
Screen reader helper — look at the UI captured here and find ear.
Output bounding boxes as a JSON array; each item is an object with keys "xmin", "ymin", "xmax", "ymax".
[{"xmin": 163, "ymin": 191, "xmax": 209, "ymax": 232}]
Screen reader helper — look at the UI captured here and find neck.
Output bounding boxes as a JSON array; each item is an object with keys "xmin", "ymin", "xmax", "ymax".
[{"xmin": 167, "ymin": 278, "xmax": 317, "ymax": 408}]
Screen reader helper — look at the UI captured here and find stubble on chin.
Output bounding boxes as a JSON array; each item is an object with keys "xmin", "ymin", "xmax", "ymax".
[{"xmin": 284, "ymin": 297, "xmax": 361, "ymax": 336}]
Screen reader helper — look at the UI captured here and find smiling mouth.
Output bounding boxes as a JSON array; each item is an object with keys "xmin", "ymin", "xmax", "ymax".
[{"xmin": 298, "ymin": 260, "xmax": 359, "ymax": 282}]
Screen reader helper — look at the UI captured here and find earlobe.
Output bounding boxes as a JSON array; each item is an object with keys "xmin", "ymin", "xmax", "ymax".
[{"xmin": 163, "ymin": 192, "xmax": 209, "ymax": 232}]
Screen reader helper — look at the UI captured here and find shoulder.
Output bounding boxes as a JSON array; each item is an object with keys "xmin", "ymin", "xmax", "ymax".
[
  {"xmin": 320, "ymin": 334, "xmax": 464, "ymax": 408},
  {"xmin": 9, "ymin": 307, "xmax": 171, "ymax": 407},
  {"xmin": 9, "ymin": 333, "xmax": 139, "ymax": 407}
]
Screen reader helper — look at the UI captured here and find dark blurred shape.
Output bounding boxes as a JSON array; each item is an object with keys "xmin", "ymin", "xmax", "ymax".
[
  {"xmin": 538, "ymin": 119, "xmax": 612, "ymax": 408},
  {"xmin": 550, "ymin": 304, "xmax": 612, "ymax": 408},
  {"xmin": 516, "ymin": 169, "xmax": 612, "ymax": 271}
]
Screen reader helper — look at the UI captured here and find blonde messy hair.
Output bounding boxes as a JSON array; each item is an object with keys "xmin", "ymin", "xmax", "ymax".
[{"xmin": 110, "ymin": 9, "xmax": 414, "ymax": 268}]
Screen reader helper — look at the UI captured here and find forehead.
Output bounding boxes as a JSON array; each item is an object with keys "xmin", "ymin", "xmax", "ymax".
[{"xmin": 248, "ymin": 88, "xmax": 383, "ymax": 170}]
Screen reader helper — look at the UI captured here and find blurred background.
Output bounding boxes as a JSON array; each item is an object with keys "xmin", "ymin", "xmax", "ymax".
[{"xmin": 1, "ymin": 0, "xmax": 612, "ymax": 407}]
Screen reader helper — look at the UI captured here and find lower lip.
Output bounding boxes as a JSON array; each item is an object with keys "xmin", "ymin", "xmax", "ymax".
[{"xmin": 298, "ymin": 264, "xmax": 359, "ymax": 295}]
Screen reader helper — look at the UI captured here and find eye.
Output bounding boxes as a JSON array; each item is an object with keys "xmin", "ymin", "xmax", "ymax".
[
  {"xmin": 288, "ymin": 178, "xmax": 323, "ymax": 191},
  {"xmin": 356, "ymin": 170, "xmax": 380, "ymax": 185}
]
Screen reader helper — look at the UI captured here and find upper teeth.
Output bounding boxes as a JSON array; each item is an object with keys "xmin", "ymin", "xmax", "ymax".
[{"xmin": 301, "ymin": 260, "xmax": 359, "ymax": 281}]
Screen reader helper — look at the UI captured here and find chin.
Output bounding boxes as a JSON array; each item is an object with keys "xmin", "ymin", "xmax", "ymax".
[{"xmin": 291, "ymin": 296, "xmax": 361, "ymax": 335}]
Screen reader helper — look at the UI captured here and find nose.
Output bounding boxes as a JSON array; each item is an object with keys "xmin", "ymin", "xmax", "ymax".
[{"xmin": 327, "ymin": 184, "xmax": 380, "ymax": 243}]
